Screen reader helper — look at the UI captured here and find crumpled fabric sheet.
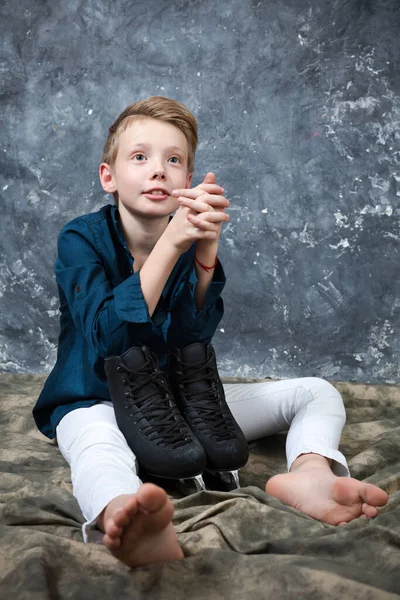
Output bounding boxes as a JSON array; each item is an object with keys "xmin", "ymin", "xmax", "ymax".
[{"xmin": 0, "ymin": 374, "xmax": 399, "ymax": 599}]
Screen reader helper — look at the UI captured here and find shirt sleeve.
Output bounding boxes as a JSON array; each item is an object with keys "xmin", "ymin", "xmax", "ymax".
[
  {"xmin": 55, "ymin": 219, "xmax": 154, "ymax": 357},
  {"xmin": 166, "ymin": 258, "xmax": 225, "ymax": 349}
]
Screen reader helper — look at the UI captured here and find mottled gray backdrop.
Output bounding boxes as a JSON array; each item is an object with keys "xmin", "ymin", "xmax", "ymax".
[{"xmin": 1, "ymin": 0, "xmax": 400, "ymax": 383}]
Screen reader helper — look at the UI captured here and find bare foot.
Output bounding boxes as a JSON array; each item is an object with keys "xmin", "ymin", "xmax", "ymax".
[
  {"xmin": 97, "ymin": 483, "xmax": 183, "ymax": 567},
  {"xmin": 265, "ymin": 454, "xmax": 389, "ymax": 526}
]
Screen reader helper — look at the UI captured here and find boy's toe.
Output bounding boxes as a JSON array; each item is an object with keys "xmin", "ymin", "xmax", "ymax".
[
  {"xmin": 106, "ymin": 522, "xmax": 124, "ymax": 538},
  {"xmin": 112, "ymin": 508, "xmax": 131, "ymax": 528},
  {"xmin": 103, "ymin": 533, "xmax": 121, "ymax": 550},
  {"xmin": 362, "ymin": 503, "xmax": 378, "ymax": 518}
]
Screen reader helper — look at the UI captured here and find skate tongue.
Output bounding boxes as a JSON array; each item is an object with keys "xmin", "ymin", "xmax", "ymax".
[
  {"xmin": 180, "ymin": 342, "xmax": 208, "ymax": 365},
  {"xmin": 180, "ymin": 343, "xmax": 212, "ymax": 393},
  {"xmin": 120, "ymin": 346, "xmax": 151, "ymax": 371},
  {"xmin": 119, "ymin": 346, "xmax": 165, "ymax": 399}
]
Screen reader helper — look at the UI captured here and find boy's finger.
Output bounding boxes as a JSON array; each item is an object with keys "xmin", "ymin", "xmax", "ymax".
[
  {"xmin": 201, "ymin": 212, "xmax": 230, "ymax": 223},
  {"xmin": 178, "ymin": 195, "xmax": 229, "ymax": 210},
  {"xmin": 172, "ymin": 188, "xmax": 199, "ymax": 199},
  {"xmin": 172, "ymin": 184, "xmax": 224, "ymax": 198},
  {"xmin": 175, "ymin": 192, "xmax": 229, "ymax": 209},
  {"xmin": 187, "ymin": 216, "xmax": 220, "ymax": 232},
  {"xmin": 177, "ymin": 198, "xmax": 211, "ymax": 212},
  {"xmin": 188, "ymin": 212, "xmax": 230, "ymax": 224},
  {"xmin": 202, "ymin": 171, "xmax": 216, "ymax": 185},
  {"xmin": 197, "ymin": 194, "xmax": 230, "ymax": 207},
  {"xmin": 197, "ymin": 183, "xmax": 224, "ymax": 194}
]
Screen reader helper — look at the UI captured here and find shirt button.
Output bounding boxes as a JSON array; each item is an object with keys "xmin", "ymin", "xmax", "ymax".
[
  {"xmin": 76, "ymin": 285, "xmax": 81, "ymax": 293},
  {"xmin": 189, "ymin": 281, "xmax": 193, "ymax": 290}
]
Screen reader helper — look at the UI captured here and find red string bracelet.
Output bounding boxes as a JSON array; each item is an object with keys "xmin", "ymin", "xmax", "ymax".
[{"xmin": 194, "ymin": 255, "xmax": 218, "ymax": 272}]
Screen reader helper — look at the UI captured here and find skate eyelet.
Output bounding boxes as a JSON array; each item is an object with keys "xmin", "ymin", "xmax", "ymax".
[
  {"xmin": 117, "ymin": 366, "xmax": 123, "ymax": 372},
  {"xmin": 124, "ymin": 391, "xmax": 130, "ymax": 397}
]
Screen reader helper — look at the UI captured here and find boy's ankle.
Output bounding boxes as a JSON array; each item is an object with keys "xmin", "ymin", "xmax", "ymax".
[{"xmin": 290, "ymin": 453, "xmax": 333, "ymax": 473}]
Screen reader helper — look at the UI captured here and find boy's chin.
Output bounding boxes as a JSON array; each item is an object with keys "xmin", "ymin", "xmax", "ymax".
[{"xmin": 121, "ymin": 204, "xmax": 173, "ymax": 220}]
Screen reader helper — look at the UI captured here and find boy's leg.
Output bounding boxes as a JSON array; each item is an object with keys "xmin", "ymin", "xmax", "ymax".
[
  {"xmin": 224, "ymin": 377, "xmax": 348, "ymax": 473},
  {"xmin": 56, "ymin": 402, "xmax": 183, "ymax": 567},
  {"xmin": 224, "ymin": 378, "xmax": 388, "ymax": 524}
]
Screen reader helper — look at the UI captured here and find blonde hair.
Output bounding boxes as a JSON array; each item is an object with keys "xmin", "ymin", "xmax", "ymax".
[{"xmin": 102, "ymin": 96, "xmax": 198, "ymax": 173}]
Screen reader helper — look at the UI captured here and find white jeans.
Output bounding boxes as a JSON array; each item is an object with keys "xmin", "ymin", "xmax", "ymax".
[{"xmin": 56, "ymin": 377, "xmax": 349, "ymax": 542}]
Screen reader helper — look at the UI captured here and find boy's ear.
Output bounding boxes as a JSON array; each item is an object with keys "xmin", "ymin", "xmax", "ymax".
[
  {"xmin": 186, "ymin": 172, "xmax": 193, "ymax": 188},
  {"xmin": 99, "ymin": 163, "xmax": 117, "ymax": 193}
]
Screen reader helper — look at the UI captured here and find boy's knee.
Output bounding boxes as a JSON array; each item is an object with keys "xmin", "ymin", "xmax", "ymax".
[
  {"xmin": 301, "ymin": 377, "xmax": 339, "ymax": 396},
  {"xmin": 75, "ymin": 421, "xmax": 124, "ymax": 448},
  {"xmin": 72, "ymin": 422, "xmax": 136, "ymax": 470},
  {"xmin": 298, "ymin": 377, "xmax": 346, "ymax": 418}
]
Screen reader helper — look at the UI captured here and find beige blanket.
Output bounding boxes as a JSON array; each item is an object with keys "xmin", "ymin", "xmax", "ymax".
[{"xmin": 1, "ymin": 374, "xmax": 399, "ymax": 599}]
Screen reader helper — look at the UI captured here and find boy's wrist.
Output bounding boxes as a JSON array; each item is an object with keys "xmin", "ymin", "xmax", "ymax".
[
  {"xmin": 155, "ymin": 231, "xmax": 186, "ymax": 264},
  {"xmin": 160, "ymin": 228, "xmax": 190, "ymax": 257},
  {"xmin": 195, "ymin": 239, "xmax": 219, "ymax": 263},
  {"xmin": 194, "ymin": 254, "xmax": 218, "ymax": 273}
]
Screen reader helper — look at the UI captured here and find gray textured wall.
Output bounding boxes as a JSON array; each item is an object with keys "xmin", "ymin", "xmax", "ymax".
[{"xmin": 1, "ymin": 0, "xmax": 400, "ymax": 383}]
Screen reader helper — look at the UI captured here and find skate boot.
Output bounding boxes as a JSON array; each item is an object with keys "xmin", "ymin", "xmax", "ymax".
[
  {"xmin": 105, "ymin": 346, "xmax": 206, "ymax": 489},
  {"xmin": 168, "ymin": 342, "xmax": 249, "ymax": 489}
]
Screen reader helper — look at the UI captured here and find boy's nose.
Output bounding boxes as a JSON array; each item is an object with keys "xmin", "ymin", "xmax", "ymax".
[{"xmin": 151, "ymin": 170, "xmax": 166, "ymax": 181}]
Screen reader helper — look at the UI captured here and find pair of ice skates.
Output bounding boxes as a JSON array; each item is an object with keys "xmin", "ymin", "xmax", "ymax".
[{"xmin": 105, "ymin": 342, "xmax": 249, "ymax": 491}]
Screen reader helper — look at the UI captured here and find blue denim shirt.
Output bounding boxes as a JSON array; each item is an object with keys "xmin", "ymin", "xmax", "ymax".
[{"xmin": 33, "ymin": 204, "xmax": 225, "ymax": 439}]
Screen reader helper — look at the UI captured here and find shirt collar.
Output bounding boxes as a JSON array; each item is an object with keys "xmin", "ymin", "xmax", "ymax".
[
  {"xmin": 110, "ymin": 204, "xmax": 175, "ymax": 255},
  {"xmin": 110, "ymin": 204, "xmax": 129, "ymax": 250}
]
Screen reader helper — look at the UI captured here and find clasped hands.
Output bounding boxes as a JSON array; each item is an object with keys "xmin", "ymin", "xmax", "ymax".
[{"xmin": 167, "ymin": 172, "xmax": 230, "ymax": 253}]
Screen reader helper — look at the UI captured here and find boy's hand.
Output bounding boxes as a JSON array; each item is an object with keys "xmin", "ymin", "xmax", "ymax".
[
  {"xmin": 163, "ymin": 181, "xmax": 229, "ymax": 254},
  {"xmin": 163, "ymin": 205, "xmax": 229, "ymax": 254},
  {"xmin": 170, "ymin": 173, "xmax": 228, "ymax": 311},
  {"xmin": 171, "ymin": 172, "xmax": 229, "ymax": 217},
  {"xmin": 171, "ymin": 172, "xmax": 229, "ymax": 243}
]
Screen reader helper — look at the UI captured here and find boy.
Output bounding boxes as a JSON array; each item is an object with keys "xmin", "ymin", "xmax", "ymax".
[{"xmin": 33, "ymin": 96, "xmax": 388, "ymax": 569}]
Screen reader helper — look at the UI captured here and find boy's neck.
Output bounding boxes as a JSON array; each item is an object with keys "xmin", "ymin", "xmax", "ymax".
[{"xmin": 118, "ymin": 204, "xmax": 170, "ymax": 259}]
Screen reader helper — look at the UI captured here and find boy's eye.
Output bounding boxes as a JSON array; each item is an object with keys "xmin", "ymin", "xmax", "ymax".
[
  {"xmin": 133, "ymin": 154, "xmax": 146, "ymax": 161},
  {"xmin": 168, "ymin": 156, "xmax": 180, "ymax": 164}
]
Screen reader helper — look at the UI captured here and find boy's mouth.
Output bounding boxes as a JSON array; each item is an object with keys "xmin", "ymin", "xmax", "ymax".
[{"xmin": 143, "ymin": 187, "xmax": 169, "ymax": 200}]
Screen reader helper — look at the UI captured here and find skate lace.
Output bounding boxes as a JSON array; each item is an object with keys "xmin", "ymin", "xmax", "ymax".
[
  {"xmin": 119, "ymin": 355, "xmax": 189, "ymax": 448},
  {"xmin": 180, "ymin": 355, "xmax": 235, "ymax": 440}
]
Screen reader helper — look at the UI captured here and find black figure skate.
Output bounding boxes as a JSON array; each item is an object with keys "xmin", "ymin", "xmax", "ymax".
[
  {"xmin": 168, "ymin": 342, "xmax": 249, "ymax": 489},
  {"xmin": 105, "ymin": 346, "xmax": 207, "ymax": 490}
]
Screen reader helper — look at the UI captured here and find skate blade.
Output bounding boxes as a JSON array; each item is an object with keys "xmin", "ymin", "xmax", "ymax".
[
  {"xmin": 218, "ymin": 469, "xmax": 240, "ymax": 488},
  {"xmin": 204, "ymin": 468, "xmax": 241, "ymax": 490},
  {"xmin": 178, "ymin": 473, "xmax": 206, "ymax": 492},
  {"xmin": 192, "ymin": 473, "xmax": 206, "ymax": 491}
]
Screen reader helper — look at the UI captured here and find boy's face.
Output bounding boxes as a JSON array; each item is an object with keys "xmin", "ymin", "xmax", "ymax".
[{"xmin": 100, "ymin": 117, "xmax": 192, "ymax": 218}]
